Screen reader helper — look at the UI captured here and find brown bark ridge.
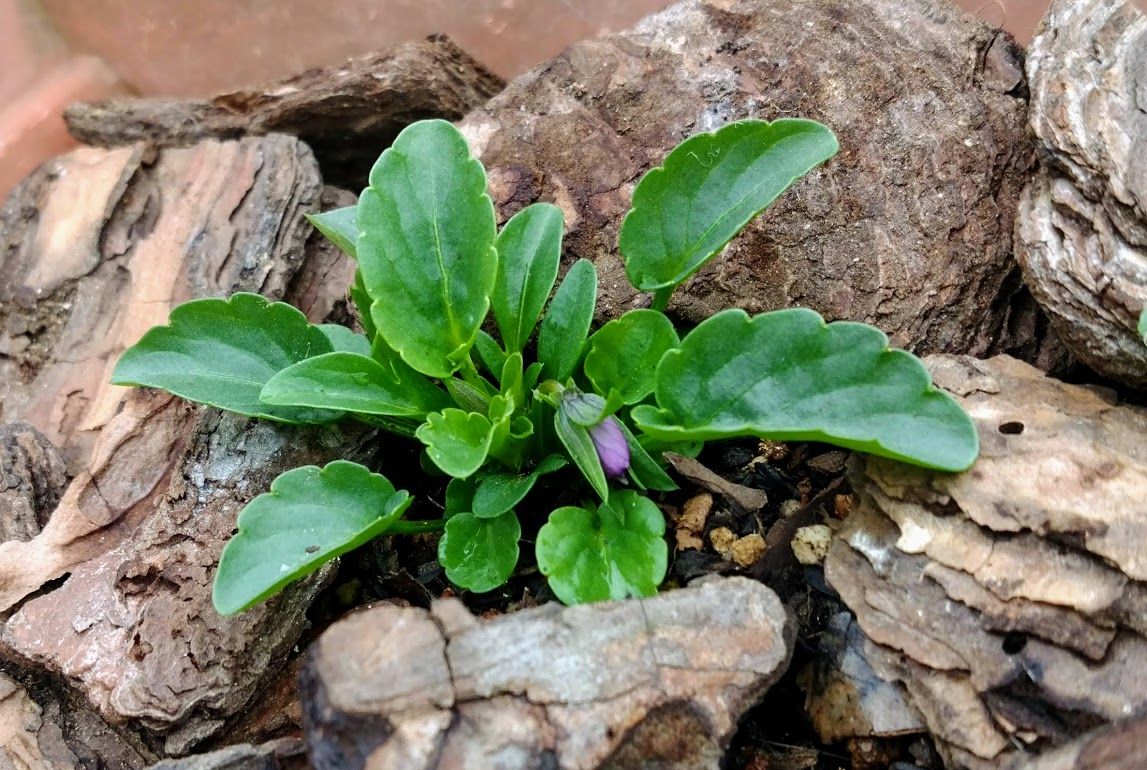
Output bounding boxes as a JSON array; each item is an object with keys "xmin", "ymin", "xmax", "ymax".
[
  {"xmin": 0, "ymin": 139, "xmax": 373, "ymax": 755},
  {"xmin": 1016, "ymin": 0, "xmax": 1147, "ymax": 388},
  {"xmin": 64, "ymin": 35, "xmax": 505, "ymax": 190},
  {"xmin": 301, "ymin": 577, "xmax": 793, "ymax": 770},
  {"xmin": 459, "ymin": 0, "xmax": 1062, "ymax": 364},
  {"xmin": 823, "ymin": 355, "xmax": 1147, "ymax": 769}
]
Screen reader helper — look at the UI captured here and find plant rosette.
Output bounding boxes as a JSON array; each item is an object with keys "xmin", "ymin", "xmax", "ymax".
[{"xmin": 112, "ymin": 117, "xmax": 978, "ymax": 614}]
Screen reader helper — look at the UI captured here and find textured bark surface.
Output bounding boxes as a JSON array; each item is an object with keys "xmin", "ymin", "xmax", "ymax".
[
  {"xmin": 0, "ymin": 135, "xmax": 320, "ymax": 614},
  {"xmin": 824, "ymin": 355, "xmax": 1147, "ymax": 769},
  {"xmin": 0, "ymin": 139, "xmax": 376, "ymax": 756},
  {"xmin": 459, "ymin": 0, "xmax": 1060, "ymax": 364},
  {"xmin": 145, "ymin": 739, "xmax": 308, "ymax": 770},
  {"xmin": 1016, "ymin": 0, "xmax": 1147, "ymax": 387},
  {"xmin": 0, "ymin": 423, "xmax": 68, "ymax": 543},
  {"xmin": 302, "ymin": 577, "xmax": 793, "ymax": 770},
  {"xmin": 0, "ymin": 671, "xmax": 148, "ymax": 770},
  {"xmin": 64, "ymin": 36, "xmax": 504, "ymax": 190},
  {"xmin": 1001, "ymin": 713, "xmax": 1147, "ymax": 770}
]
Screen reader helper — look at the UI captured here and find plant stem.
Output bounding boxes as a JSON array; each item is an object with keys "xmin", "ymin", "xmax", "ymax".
[
  {"xmin": 390, "ymin": 519, "xmax": 447, "ymax": 534},
  {"xmin": 651, "ymin": 286, "xmax": 675, "ymax": 312},
  {"xmin": 458, "ymin": 353, "xmax": 488, "ymax": 391}
]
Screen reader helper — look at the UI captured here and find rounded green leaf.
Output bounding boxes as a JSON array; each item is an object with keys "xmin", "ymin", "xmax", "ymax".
[
  {"xmin": 537, "ymin": 259, "xmax": 597, "ymax": 382},
  {"xmin": 111, "ymin": 292, "xmax": 336, "ymax": 424},
  {"xmin": 619, "ymin": 119, "xmax": 839, "ymax": 292},
  {"xmin": 439, "ymin": 511, "xmax": 521, "ymax": 593},
  {"xmin": 536, "ymin": 491, "xmax": 667, "ymax": 605},
  {"xmin": 261, "ymin": 352, "xmax": 450, "ymax": 418},
  {"xmin": 358, "ymin": 120, "xmax": 497, "ymax": 378},
  {"xmin": 632, "ymin": 308, "xmax": 979, "ymax": 472},
  {"xmin": 213, "ymin": 461, "xmax": 412, "ymax": 614},
  {"xmin": 472, "ymin": 455, "xmax": 568, "ymax": 518},
  {"xmin": 492, "ymin": 202, "xmax": 564, "ymax": 352},
  {"xmin": 584, "ymin": 309, "xmax": 679, "ymax": 405},
  {"xmin": 416, "ymin": 409, "xmax": 494, "ymax": 478}
]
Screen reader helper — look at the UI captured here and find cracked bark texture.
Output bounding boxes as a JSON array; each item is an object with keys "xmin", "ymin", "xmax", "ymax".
[
  {"xmin": 0, "ymin": 423, "xmax": 68, "ymax": 543},
  {"xmin": 0, "ymin": 138, "xmax": 370, "ymax": 756},
  {"xmin": 824, "ymin": 355, "xmax": 1147, "ymax": 769},
  {"xmin": 63, "ymin": 35, "xmax": 505, "ymax": 190},
  {"xmin": 1016, "ymin": 0, "xmax": 1147, "ymax": 388},
  {"xmin": 459, "ymin": 0, "xmax": 1061, "ymax": 365},
  {"xmin": 301, "ymin": 577, "xmax": 793, "ymax": 770}
]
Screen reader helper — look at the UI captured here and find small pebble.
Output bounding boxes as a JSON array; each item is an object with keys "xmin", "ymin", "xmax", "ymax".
[
  {"xmin": 780, "ymin": 499, "xmax": 803, "ymax": 518},
  {"xmin": 730, "ymin": 533, "xmax": 766, "ymax": 567},
  {"xmin": 792, "ymin": 524, "xmax": 833, "ymax": 565},
  {"xmin": 709, "ymin": 527, "xmax": 737, "ymax": 559}
]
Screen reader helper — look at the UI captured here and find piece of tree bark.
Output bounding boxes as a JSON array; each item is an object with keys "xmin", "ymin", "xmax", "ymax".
[
  {"xmin": 64, "ymin": 36, "xmax": 504, "ymax": 190},
  {"xmin": 1001, "ymin": 713, "xmax": 1147, "ymax": 770},
  {"xmin": 459, "ymin": 0, "xmax": 1062, "ymax": 365},
  {"xmin": 823, "ymin": 355, "xmax": 1147, "ymax": 769},
  {"xmin": 145, "ymin": 738, "xmax": 307, "ymax": 770},
  {"xmin": 0, "ymin": 671, "xmax": 149, "ymax": 770},
  {"xmin": 0, "ymin": 137, "xmax": 382, "ymax": 757},
  {"xmin": 0, "ymin": 135, "xmax": 320, "ymax": 615},
  {"xmin": 0, "ymin": 424, "xmax": 68, "ymax": 543},
  {"xmin": 1016, "ymin": 0, "xmax": 1147, "ymax": 388},
  {"xmin": 301, "ymin": 577, "xmax": 793, "ymax": 770}
]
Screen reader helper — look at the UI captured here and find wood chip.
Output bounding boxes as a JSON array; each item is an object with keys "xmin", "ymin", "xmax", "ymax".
[{"xmin": 665, "ymin": 453, "xmax": 768, "ymax": 513}]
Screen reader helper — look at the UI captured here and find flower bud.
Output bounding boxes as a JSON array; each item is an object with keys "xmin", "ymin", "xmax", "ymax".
[{"xmin": 589, "ymin": 416, "xmax": 629, "ymax": 479}]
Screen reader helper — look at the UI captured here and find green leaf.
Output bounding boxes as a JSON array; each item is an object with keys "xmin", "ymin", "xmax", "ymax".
[
  {"xmin": 213, "ymin": 461, "xmax": 411, "ymax": 614},
  {"xmin": 416, "ymin": 409, "xmax": 494, "ymax": 478},
  {"xmin": 537, "ymin": 259, "xmax": 597, "ymax": 381},
  {"xmin": 500, "ymin": 352, "xmax": 525, "ymax": 406},
  {"xmin": 619, "ymin": 119, "xmax": 839, "ymax": 292},
  {"xmin": 261, "ymin": 352, "xmax": 450, "ymax": 418},
  {"xmin": 318, "ymin": 324, "xmax": 372, "ymax": 356},
  {"xmin": 111, "ymin": 293, "xmax": 336, "ymax": 424},
  {"xmin": 492, "ymin": 203, "xmax": 564, "ymax": 353},
  {"xmin": 350, "ymin": 269, "xmax": 377, "ymax": 339},
  {"xmin": 554, "ymin": 408, "xmax": 608, "ymax": 501},
  {"xmin": 473, "ymin": 330, "xmax": 507, "ymax": 380},
  {"xmin": 1139, "ymin": 309, "xmax": 1146, "ymax": 345},
  {"xmin": 445, "ymin": 476, "xmax": 477, "ymax": 517},
  {"xmin": 536, "ymin": 490, "xmax": 667, "ymax": 605},
  {"xmin": 439, "ymin": 511, "xmax": 521, "ymax": 593},
  {"xmin": 472, "ymin": 455, "xmax": 568, "ymax": 518},
  {"xmin": 633, "ymin": 308, "xmax": 979, "ymax": 472},
  {"xmin": 307, "ymin": 205, "xmax": 358, "ymax": 258},
  {"xmin": 616, "ymin": 420, "xmax": 677, "ymax": 492},
  {"xmin": 444, "ymin": 378, "xmax": 491, "ymax": 414},
  {"xmin": 584, "ymin": 310, "xmax": 679, "ymax": 405},
  {"xmin": 358, "ymin": 120, "xmax": 497, "ymax": 378}
]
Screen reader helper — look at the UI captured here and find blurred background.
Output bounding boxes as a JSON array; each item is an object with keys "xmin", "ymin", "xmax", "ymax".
[{"xmin": 0, "ymin": 0, "xmax": 1051, "ymax": 200}]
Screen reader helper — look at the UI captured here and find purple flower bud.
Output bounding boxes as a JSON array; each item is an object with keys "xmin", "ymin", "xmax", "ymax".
[{"xmin": 589, "ymin": 416, "xmax": 630, "ymax": 479}]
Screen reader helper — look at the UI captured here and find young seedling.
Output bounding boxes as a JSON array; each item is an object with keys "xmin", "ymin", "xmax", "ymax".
[{"xmin": 112, "ymin": 118, "xmax": 978, "ymax": 614}]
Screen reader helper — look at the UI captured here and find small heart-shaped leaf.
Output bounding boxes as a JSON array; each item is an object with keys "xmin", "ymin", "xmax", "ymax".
[
  {"xmin": 633, "ymin": 308, "xmax": 979, "ymax": 472},
  {"xmin": 213, "ymin": 461, "xmax": 411, "ymax": 614},
  {"xmin": 536, "ymin": 490, "xmax": 667, "ymax": 605},
  {"xmin": 111, "ymin": 293, "xmax": 336, "ymax": 424},
  {"xmin": 439, "ymin": 511, "xmax": 521, "ymax": 592},
  {"xmin": 472, "ymin": 455, "xmax": 568, "ymax": 518},
  {"xmin": 584, "ymin": 309, "xmax": 679, "ymax": 405},
  {"xmin": 416, "ymin": 409, "xmax": 494, "ymax": 478}
]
